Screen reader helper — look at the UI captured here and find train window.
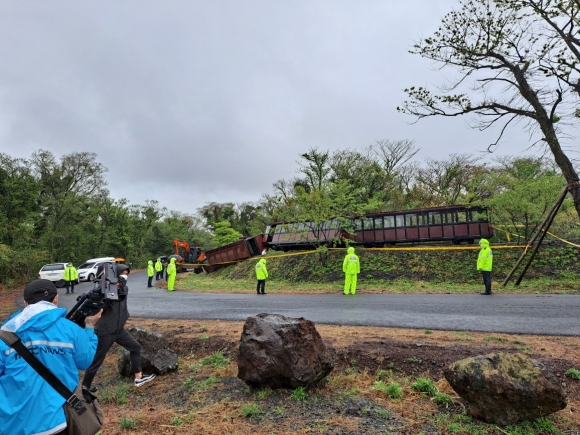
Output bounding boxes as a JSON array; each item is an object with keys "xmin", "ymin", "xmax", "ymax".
[
  {"xmin": 418, "ymin": 213, "xmax": 428, "ymax": 226},
  {"xmin": 363, "ymin": 217, "xmax": 374, "ymax": 230},
  {"xmin": 354, "ymin": 219, "xmax": 363, "ymax": 231},
  {"xmin": 395, "ymin": 215, "xmax": 405, "ymax": 227},
  {"xmin": 405, "ymin": 214, "xmax": 418, "ymax": 226},
  {"xmin": 277, "ymin": 225, "xmax": 285, "ymax": 234},
  {"xmin": 472, "ymin": 209, "xmax": 487, "ymax": 221},
  {"xmin": 384, "ymin": 216, "xmax": 395, "ymax": 228},
  {"xmin": 456, "ymin": 211, "xmax": 467, "ymax": 222},
  {"xmin": 374, "ymin": 217, "xmax": 383, "ymax": 229},
  {"xmin": 429, "ymin": 212, "xmax": 442, "ymax": 224},
  {"xmin": 445, "ymin": 212, "xmax": 455, "ymax": 223}
]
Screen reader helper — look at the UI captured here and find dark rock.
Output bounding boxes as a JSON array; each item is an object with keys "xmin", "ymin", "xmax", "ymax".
[
  {"xmin": 118, "ymin": 327, "xmax": 179, "ymax": 377},
  {"xmin": 444, "ymin": 352, "xmax": 567, "ymax": 425},
  {"xmin": 237, "ymin": 313, "xmax": 334, "ymax": 389}
]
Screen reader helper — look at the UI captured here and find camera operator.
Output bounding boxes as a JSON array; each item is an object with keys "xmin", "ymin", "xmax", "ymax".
[
  {"xmin": 0, "ymin": 279, "xmax": 101, "ymax": 435},
  {"xmin": 82, "ymin": 264, "xmax": 155, "ymax": 391}
]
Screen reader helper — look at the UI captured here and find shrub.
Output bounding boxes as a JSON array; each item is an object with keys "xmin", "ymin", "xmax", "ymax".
[{"xmin": 565, "ymin": 367, "xmax": 580, "ymax": 380}]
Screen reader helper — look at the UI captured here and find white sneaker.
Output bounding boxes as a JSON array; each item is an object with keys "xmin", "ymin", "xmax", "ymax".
[{"xmin": 134, "ymin": 374, "xmax": 155, "ymax": 387}]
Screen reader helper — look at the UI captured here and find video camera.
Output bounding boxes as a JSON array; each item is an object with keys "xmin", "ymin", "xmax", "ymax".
[{"xmin": 66, "ymin": 262, "xmax": 128, "ymax": 327}]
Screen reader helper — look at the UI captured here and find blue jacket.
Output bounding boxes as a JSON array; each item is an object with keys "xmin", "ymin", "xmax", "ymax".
[{"xmin": 0, "ymin": 301, "xmax": 98, "ymax": 435}]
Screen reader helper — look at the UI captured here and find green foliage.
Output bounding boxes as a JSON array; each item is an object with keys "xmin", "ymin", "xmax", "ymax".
[
  {"xmin": 239, "ymin": 403, "xmax": 262, "ymax": 418},
  {"xmin": 374, "ymin": 408, "xmax": 390, "ymax": 418},
  {"xmin": 411, "ymin": 377, "xmax": 438, "ymax": 396},
  {"xmin": 99, "ymin": 383, "xmax": 131, "ymax": 405},
  {"xmin": 169, "ymin": 416, "xmax": 183, "ymax": 426},
  {"xmin": 212, "ymin": 221, "xmax": 243, "ymax": 246},
  {"xmin": 200, "ymin": 351, "xmax": 231, "ymax": 368},
  {"xmin": 424, "ymin": 329, "xmax": 433, "ymax": 334},
  {"xmin": 431, "ymin": 392, "xmax": 453, "ymax": 407},
  {"xmin": 183, "ymin": 376, "xmax": 220, "ymax": 391},
  {"xmin": 119, "ymin": 416, "xmax": 136, "ymax": 430},
  {"xmin": 371, "ymin": 380, "xmax": 403, "ymax": 399},
  {"xmin": 565, "ymin": 367, "xmax": 580, "ymax": 380},
  {"xmin": 291, "ymin": 386, "xmax": 308, "ymax": 401}
]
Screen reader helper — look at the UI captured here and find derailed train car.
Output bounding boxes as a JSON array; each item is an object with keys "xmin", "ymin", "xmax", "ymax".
[
  {"xmin": 197, "ymin": 205, "xmax": 493, "ymax": 272},
  {"xmin": 202, "ymin": 234, "xmax": 268, "ymax": 272}
]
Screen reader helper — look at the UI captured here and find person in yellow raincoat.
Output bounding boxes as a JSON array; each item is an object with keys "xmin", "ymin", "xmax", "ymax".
[
  {"xmin": 255, "ymin": 258, "xmax": 268, "ymax": 295},
  {"xmin": 64, "ymin": 262, "xmax": 78, "ymax": 294},
  {"xmin": 343, "ymin": 247, "xmax": 360, "ymax": 295},
  {"xmin": 147, "ymin": 260, "xmax": 154, "ymax": 288},
  {"xmin": 154, "ymin": 258, "xmax": 163, "ymax": 280},
  {"xmin": 167, "ymin": 257, "xmax": 177, "ymax": 291}
]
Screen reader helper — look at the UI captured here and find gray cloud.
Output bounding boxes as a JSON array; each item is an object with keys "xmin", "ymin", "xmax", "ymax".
[{"xmin": 0, "ymin": 0, "xmax": 543, "ymax": 214}]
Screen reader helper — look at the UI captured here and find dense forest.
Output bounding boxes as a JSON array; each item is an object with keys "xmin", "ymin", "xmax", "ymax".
[{"xmin": 0, "ymin": 141, "xmax": 577, "ymax": 284}]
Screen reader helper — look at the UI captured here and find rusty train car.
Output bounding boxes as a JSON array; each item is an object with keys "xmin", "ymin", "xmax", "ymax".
[{"xmin": 199, "ymin": 205, "xmax": 493, "ymax": 271}]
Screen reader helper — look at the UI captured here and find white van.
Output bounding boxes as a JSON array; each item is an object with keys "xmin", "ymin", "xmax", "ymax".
[{"xmin": 77, "ymin": 257, "xmax": 115, "ymax": 282}]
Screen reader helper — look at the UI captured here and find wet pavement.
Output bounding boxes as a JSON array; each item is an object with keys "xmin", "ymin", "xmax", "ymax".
[{"xmin": 52, "ymin": 270, "xmax": 580, "ymax": 336}]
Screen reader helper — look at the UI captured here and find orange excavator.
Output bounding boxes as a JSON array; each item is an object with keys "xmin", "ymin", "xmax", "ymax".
[{"xmin": 173, "ymin": 239, "xmax": 206, "ymax": 272}]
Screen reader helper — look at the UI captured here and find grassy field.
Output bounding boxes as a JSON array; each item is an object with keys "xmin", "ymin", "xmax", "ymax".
[
  {"xmin": 177, "ymin": 273, "xmax": 580, "ymax": 295},
  {"xmin": 174, "ymin": 245, "xmax": 580, "ymax": 295}
]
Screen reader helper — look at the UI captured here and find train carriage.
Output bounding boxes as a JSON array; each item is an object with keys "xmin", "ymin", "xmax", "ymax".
[{"xmin": 352, "ymin": 205, "xmax": 493, "ymax": 246}]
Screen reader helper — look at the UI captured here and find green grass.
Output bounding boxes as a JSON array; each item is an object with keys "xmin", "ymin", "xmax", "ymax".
[
  {"xmin": 431, "ymin": 392, "xmax": 453, "ymax": 407},
  {"xmin": 291, "ymin": 386, "xmax": 308, "ymax": 401},
  {"xmin": 411, "ymin": 377, "xmax": 438, "ymax": 396},
  {"xmin": 183, "ymin": 376, "xmax": 220, "ymax": 391},
  {"xmin": 424, "ymin": 329, "xmax": 433, "ymax": 334},
  {"xmin": 119, "ymin": 416, "xmax": 136, "ymax": 430},
  {"xmin": 374, "ymin": 408, "xmax": 390, "ymax": 418},
  {"xmin": 256, "ymin": 389, "xmax": 269, "ymax": 399},
  {"xmin": 200, "ymin": 351, "xmax": 231, "ymax": 368},
  {"xmin": 371, "ymin": 380, "xmax": 404, "ymax": 399},
  {"xmin": 239, "ymin": 403, "xmax": 262, "ymax": 418},
  {"xmin": 99, "ymin": 383, "xmax": 131, "ymax": 405},
  {"xmin": 169, "ymin": 416, "xmax": 183, "ymax": 426},
  {"xmin": 565, "ymin": 367, "xmax": 580, "ymax": 380},
  {"xmin": 177, "ymin": 251, "xmax": 580, "ymax": 295}
]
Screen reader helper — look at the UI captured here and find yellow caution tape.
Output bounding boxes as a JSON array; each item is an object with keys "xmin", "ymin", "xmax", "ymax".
[
  {"xmin": 180, "ymin": 243, "xmax": 530, "ymax": 268},
  {"xmin": 543, "ymin": 230, "xmax": 580, "ymax": 248}
]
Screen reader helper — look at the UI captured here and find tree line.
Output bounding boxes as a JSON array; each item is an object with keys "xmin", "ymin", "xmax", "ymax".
[{"xmin": 0, "ymin": 143, "xmax": 575, "ymax": 284}]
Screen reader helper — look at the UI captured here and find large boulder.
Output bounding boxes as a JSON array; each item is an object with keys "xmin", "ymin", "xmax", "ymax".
[
  {"xmin": 444, "ymin": 352, "xmax": 567, "ymax": 425},
  {"xmin": 237, "ymin": 313, "xmax": 334, "ymax": 388},
  {"xmin": 118, "ymin": 327, "xmax": 179, "ymax": 377}
]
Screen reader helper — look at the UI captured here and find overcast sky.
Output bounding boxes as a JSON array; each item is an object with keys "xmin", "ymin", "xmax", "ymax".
[{"xmin": 0, "ymin": 0, "xmax": 549, "ymax": 215}]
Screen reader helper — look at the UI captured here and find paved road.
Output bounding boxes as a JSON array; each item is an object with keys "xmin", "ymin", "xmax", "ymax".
[{"xmin": 52, "ymin": 271, "xmax": 580, "ymax": 336}]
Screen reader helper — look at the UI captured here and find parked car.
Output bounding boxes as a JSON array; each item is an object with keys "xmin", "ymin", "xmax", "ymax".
[
  {"xmin": 77, "ymin": 257, "xmax": 127, "ymax": 281},
  {"xmin": 38, "ymin": 263, "xmax": 69, "ymax": 288}
]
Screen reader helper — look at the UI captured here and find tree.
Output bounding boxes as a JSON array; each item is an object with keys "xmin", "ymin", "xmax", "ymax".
[
  {"xmin": 482, "ymin": 157, "xmax": 566, "ymax": 240},
  {"xmin": 0, "ymin": 154, "xmax": 39, "ymax": 247},
  {"xmin": 296, "ymin": 148, "xmax": 331, "ymax": 192},
  {"xmin": 415, "ymin": 154, "xmax": 482, "ymax": 205},
  {"xmin": 212, "ymin": 221, "xmax": 243, "ymax": 246},
  {"xmin": 31, "ymin": 150, "xmax": 108, "ymax": 261},
  {"xmin": 496, "ymin": 0, "xmax": 580, "ymax": 97},
  {"xmin": 397, "ymin": 0, "xmax": 580, "ymax": 219}
]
